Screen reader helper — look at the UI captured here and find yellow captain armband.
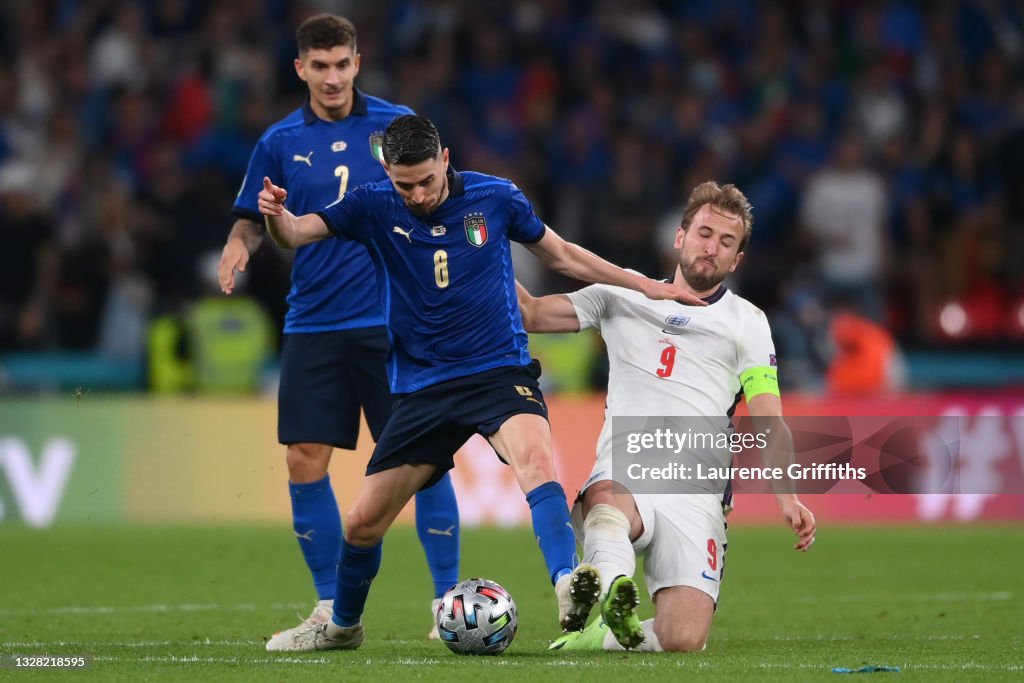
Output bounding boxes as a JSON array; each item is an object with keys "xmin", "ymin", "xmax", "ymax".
[{"xmin": 740, "ymin": 366, "xmax": 780, "ymax": 400}]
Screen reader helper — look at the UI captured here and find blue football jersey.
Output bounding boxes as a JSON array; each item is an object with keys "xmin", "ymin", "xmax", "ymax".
[
  {"xmin": 315, "ymin": 170, "xmax": 546, "ymax": 393},
  {"xmin": 232, "ymin": 90, "xmax": 412, "ymax": 333}
]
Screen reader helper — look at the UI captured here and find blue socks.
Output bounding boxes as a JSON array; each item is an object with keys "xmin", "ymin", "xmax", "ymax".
[
  {"xmin": 289, "ymin": 475, "xmax": 342, "ymax": 600},
  {"xmin": 414, "ymin": 472, "xmax": 461, "ymax": 598},
  {"xmin": 332, "ymin": 539, "xmax": 383, "ymax": 627},
  {"xmin": 328, "ymin": 472, "xmax": 458, "ymax": 627},
  {"xmin": 291, "ymin": 471, "xmax": 459, "ymax": 611},
  {"xmin": 526, "ymin": 481, "xmax": 577, "ymax": 585}
]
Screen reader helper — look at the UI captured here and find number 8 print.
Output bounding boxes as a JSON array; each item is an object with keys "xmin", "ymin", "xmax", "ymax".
[{"xmin": 434, "ymin": 250, "xmax": 449, "ymax": 289}]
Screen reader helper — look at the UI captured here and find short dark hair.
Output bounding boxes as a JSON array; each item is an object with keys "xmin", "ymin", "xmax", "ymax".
[
  {"xmin": 382, "ymin": 115, "xmax": 442, "ymax": 166},
  {"xmin": 296, "ymin": 14, "xmax": 357, "ymax": 54}
]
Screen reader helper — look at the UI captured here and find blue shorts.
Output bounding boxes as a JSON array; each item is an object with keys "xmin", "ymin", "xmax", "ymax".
[
  {"xmin": 278, "ymin": 327, "xmax": 395, "ymax": 449},
  {"xmin": 366, "ymin": 361, "xmax": 548, "ymax": 488}
]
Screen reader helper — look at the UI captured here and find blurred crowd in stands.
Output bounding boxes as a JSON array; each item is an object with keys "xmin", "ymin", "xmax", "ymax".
[{"xmin": 1, "ymin": 0, "xmax": 1023, "ymax": 393}]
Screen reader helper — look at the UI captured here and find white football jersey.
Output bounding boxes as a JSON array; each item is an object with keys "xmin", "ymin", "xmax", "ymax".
[
  {"xmin": 568, "ymin": 282, "xmax": 777, "ymax": 476},
  {"xmin": 568, "ymin": 283, "xmax": 776, "ymax": 418}
]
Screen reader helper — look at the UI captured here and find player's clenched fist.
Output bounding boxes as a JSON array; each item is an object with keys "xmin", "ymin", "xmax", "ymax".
[{"xmin": 259, "ymin": 177, "xmax": 288, "ymax": 216}]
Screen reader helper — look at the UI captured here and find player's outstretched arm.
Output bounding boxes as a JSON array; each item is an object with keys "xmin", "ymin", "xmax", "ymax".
[
  {"xmin": 259, "ymin": 177, "xmax": 330, "ymax": 249},
  {"xmin": 525, "ymin": 227, "xmax": 706, "ymax": 306},
  {"xmin": 748, "ymin": 393, "xmax": 817, "ymax": 552},
  {"xmin": 219, "ymin": 218, "xmax": 263, "ymax": 294},
  {"xmin": 515, "ymin": 281, "xmax": 581, "ymax": 333}
]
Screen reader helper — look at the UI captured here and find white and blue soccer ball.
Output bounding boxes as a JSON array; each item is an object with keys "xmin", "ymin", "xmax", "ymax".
[{"xmin": 436, "ymin": 578, "xmax": 518, "ymax": 655}]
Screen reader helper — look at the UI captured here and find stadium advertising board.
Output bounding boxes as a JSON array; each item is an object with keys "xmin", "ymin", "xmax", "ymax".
[{"xmin": 1, "ymin": 394, "xmax": 1022, "ymax": 526}]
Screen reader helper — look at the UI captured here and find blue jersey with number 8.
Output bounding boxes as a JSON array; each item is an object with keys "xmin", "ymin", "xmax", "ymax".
[{"xmin": 316, "ymin": 169, "xmax": 546, "ymax": 393}]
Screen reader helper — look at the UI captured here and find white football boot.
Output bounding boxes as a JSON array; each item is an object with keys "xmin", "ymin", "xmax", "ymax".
[
  {"xmin": 555, "ymin": 564, "xmax": 601, "ymax": 632},
  {"xmin": 265, "ymin": 600, "xmax": 335, "ymax": 651},
  {"xmin": 427, "ymin": 598, "xmax": 442, "ymax": 639},
  {"xmin": 266, "ymin": 618, "xmax": 364, "ymax": 652}
]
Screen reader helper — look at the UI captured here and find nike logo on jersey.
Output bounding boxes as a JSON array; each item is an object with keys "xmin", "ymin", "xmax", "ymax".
[
  {"xmin": 293, "ymin": 151, "xmax": 314, "ymax": 166},
  {"xmin": 392, "ymin": 226, "xmax": 413, "ymax": 242},
  {"xmin": 701, "ymin": 570, "xmax": 719, "ymax": 582},
  {"xmin": 427, "ymin": 525, "xmax": 456, "ymax": 537},
  {"xmin": 295, "ymin": 529, "xmax": 315, "ymax": 541}
]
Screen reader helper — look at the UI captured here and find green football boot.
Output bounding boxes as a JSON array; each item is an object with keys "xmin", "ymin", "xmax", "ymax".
[
  {"xmin": 549, "ymin": 616, "xmax": 609, "ymax": 651},
  {"xmin": 601, "ymin": 575, "xmax": 644, "ymax": 649}
]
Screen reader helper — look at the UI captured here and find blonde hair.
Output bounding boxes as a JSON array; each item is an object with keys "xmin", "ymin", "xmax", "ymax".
[{"xmin": 679, "ymin": 181, "xmax": 753, "ymax": 251}]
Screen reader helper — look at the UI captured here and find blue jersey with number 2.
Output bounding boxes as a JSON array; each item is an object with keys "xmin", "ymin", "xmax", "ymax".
[{"xmin": 232, "ymin": 91, "xmax": 412, "ymax": 333}]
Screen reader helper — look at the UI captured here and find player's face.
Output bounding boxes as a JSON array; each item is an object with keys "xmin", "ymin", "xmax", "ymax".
[
  {"xmin": 295, "ymin": 45, "xmax": 360, "ymax": 120},
  {"xmin": 385, "ymin": 148, "xmax": 450, "ymax": 216},
  {"xmin": 675, "ymin": 203, "xmax": 745, "ymax": 293}
]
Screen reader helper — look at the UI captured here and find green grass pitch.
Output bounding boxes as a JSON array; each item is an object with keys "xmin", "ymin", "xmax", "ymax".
[{"xmin": 0, "ymin": 523, "xmax": 1021, "ymax": 681}]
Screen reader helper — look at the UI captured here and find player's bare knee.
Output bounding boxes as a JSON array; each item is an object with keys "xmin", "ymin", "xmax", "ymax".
[
  {"xmin": 344, "ymin": 508, "xmax": 386, "ymax": 546},
  {"xmin": 655, "ymin": 624, "xmax": 707, "ymax": 652},
  {"xmin": 582, "ymin": 482, "xmax": 615, "ymax": 510},
  {"xmin": 511, "ymin": 446, "xmax": 556, "ymax": 489},
  {"xmin": 286, "ymin": 443, "xmax": 331, "ymax": 482}
]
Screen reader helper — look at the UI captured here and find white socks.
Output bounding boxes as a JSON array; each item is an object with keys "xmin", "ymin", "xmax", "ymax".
[
  {"xmin": 602, "ymin": 618, "xmax": 663, "ymax": 651},
  {"xmin": 582, "ymin": 504, "xmax": 635, "ymax": 597},
  {"xmin": 584, "ymin": 504, "xmax": 666, "ymax": 652},
  {"xmin": 634, "ymin": 619, "xmax": 663, "ymax": 651}
]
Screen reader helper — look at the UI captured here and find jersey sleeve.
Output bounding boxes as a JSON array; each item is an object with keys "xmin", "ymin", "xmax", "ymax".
[
  {"xmin": 737, "ymin": 306, "xmax": 780, "ymax": 400},
  {"xmin": 315, "ymin": 186, "xmax": 374, "ymax": 244},
  {"xmin": 566, "ymin": 284, "xmax": 615, "ymax": 331},
  {"xmin": 505, "ymin": 182, "xmax": 546, "ymax": 244},
  {"xmin": 232, "ymin": 134, "xmax": 277, "ymax": 221}
]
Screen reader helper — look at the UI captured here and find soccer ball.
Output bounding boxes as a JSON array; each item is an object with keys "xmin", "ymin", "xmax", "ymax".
[{"xmin": 435, "ymin": 578, "xmax": 518, "ymax": 655}]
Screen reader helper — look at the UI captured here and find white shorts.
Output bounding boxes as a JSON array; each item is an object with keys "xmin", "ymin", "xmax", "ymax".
[{"xmin": 575, "ymin": 464, "xmax": 728, "ymax": 603}]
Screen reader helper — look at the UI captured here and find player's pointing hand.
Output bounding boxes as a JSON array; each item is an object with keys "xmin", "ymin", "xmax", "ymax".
[{"xmin": 259, "ymin": 177, "xmax": 288, "ymax": 216}]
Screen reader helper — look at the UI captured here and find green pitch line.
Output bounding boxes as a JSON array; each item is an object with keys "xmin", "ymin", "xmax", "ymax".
[{"xmin": 0, "ymin": 524, "xmax": 1021, "ymax": 682}]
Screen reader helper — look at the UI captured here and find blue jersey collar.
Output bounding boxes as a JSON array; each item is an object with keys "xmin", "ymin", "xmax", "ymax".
[
  {"xmin": 301, "ymin": 88, "xmax": 369, "ymax": 124},
  {"xmin": 447, "ymin": 167, "xmax": 464, "ymax": 198}
]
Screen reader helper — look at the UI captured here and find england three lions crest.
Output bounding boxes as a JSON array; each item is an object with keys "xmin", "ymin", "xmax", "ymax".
[
  {"xmin": 464, "ymin": 212, "xmax": 488, "ymax": 247},
  {"xmin": 664, "ymin": 314, "xmax": 691, "ymax": 328},
  {"xmin": 661, "ymin": 314, "xmax": 691, "ymax": 334}
]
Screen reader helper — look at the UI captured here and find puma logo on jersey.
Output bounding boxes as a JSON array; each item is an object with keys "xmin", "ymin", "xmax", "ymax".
[
  {"xmin": 295, "ymin": 529, "xmax": 315, "ymax": 541},
  {"xmin": 392, "ymin": 226, "xmax": 413, "ymax": 242},
  {"xmin": 292, "ymin": 151, "xmax": 314, "ymax": 166},
  {"xmin": 427, "ymin": 525, "xmax": 456, "ymax": 537}
]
